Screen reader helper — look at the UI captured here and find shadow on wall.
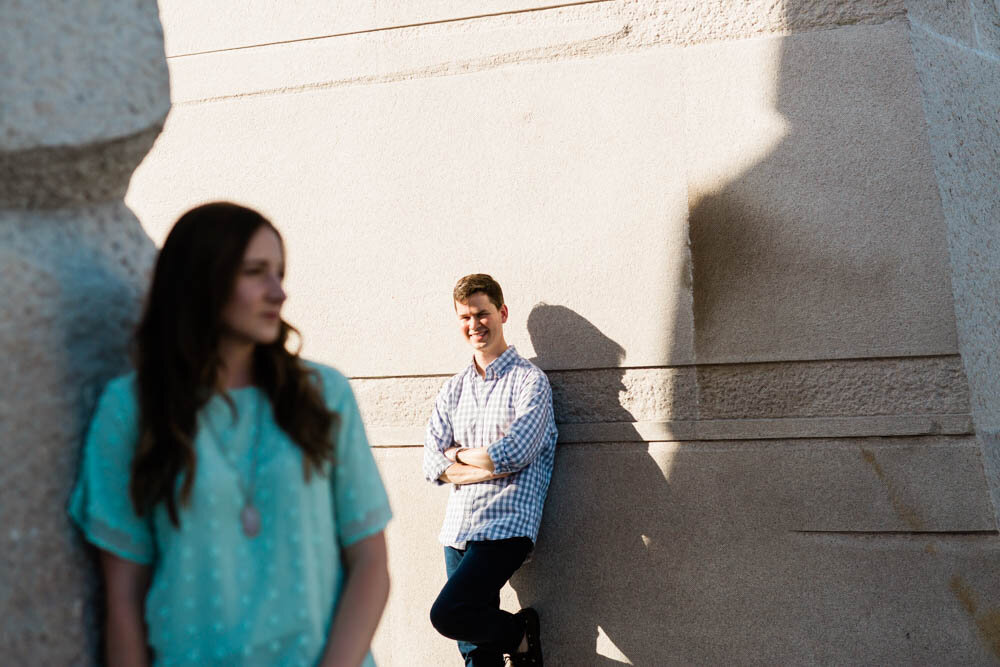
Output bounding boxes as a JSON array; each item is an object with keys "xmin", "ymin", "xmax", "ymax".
[
  {"xmin": 505, "ymin": 6, "xmax": 996, "ymax": 664},
  {"xmin": 687, "ymin": 18, "xmax": 923, "ymax": 363},
  {"xmin": 511, "ymin": 304, "xmax": 679, "ymax": 665}
]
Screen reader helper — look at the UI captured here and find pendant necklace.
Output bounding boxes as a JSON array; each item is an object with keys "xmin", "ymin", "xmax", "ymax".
[{"xmin": 204, "ymin": 389, "xmax": 265, "ymax": 538}]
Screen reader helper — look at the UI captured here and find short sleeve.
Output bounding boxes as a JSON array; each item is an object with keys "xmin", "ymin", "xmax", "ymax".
[
  {"xmin": 319, "ymin": 367, "xmax": 393, "ymax": 548},
  {"xmin": 68, "ymin": 376, "xmax": 155, "ymax": 564}
]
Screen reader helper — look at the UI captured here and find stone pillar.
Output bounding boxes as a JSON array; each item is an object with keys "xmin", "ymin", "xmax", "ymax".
[
  {"xmin": 905, "ymin": 0, "xmax": 1000, "ymax": 519},
  {"xmin": 0, "ymin": 1, "xmax": 169, "ymax": 661}
]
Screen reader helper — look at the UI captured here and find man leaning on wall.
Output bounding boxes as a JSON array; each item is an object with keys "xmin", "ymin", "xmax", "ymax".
[{"xmin": 423, "ymin": 273, "xmax": 558, "ymax": 667}]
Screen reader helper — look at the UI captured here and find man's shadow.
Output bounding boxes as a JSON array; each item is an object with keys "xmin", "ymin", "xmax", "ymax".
[{"xmin": 509, "ymin": 303, "xmax": 681, "ymax": 665}]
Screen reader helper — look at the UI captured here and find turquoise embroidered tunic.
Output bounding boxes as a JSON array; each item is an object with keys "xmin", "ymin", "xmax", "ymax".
[{"xmin": 69, "ymin": 363, "xmax": 392, "ymax": 667}]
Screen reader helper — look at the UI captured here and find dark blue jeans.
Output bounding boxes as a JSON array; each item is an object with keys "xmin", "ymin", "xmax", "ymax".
[{"xmin": 430, "ymin": 537, "xmax": 533, "ymax": 667}]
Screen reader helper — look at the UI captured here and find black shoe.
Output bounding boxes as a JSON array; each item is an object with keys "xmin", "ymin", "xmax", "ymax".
[{"xmin": 509, "ymin": 607, "xmax": 542, "ymax": 666}]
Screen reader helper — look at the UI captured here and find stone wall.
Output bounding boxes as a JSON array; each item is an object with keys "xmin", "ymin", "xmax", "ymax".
[
  {"xmin": 905, "ymin": 0, "xmax": 1000, "ymax": 523},
  {"xmin": 5, "ymin": 0, "xmax": 1000, "ymax": 663},
  {"xmin": 0, "ymin": 0, "xmax": 170, "ymax": 661},
  {"xmin": 123, "ymin": 2, "xmax": 1000, "ymax": 662}
]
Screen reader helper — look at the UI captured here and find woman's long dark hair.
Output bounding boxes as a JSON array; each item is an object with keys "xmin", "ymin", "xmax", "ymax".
[{"xmin": 130, "ymin": 202, "xmax": 337, "ymax": 526}]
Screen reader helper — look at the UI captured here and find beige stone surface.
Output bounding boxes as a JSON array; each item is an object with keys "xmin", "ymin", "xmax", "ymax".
[
  {"xmin": 159, "ymin": 0, "xmax": 374, "ymax": 56},
  {"xmin": 132, "ymin": 22, "xmax": 962, "ymax": 377},
  {"xmin": 374, "ymin": 439, "xmax": 1000, "ymax": 664},
  {"xmin": 970, "ymin": 0, "xmax": 1000, "ymax": 55},
  {"xmin": 0, "ymin": 0, "xmax": 169, "ymax": 151},
  {"xmin": 0, "ymin": 126, "xmax": 163, "ymax": 209},
  {"xmin": 552, "ymin": 414, "xmax": 973, "ymax": 443},
  {"xmin": 684, "ymin": 21, "xmax": 957, "ymax": 363},
  {"xmin": 907, "ymin": 15, "xmax": 1000, "ymax": 433},
  {"xmin": 161, "ymin": 1, "xmax": 913, "ymax": 106},
  {"xmin": 906, "ymin": 7, "xmax": 1000, "ymax": 516},
  {"xmin": 353, "ymin": 356, "xmax": 970, "ymax": 443},
  {"xmin": 163, "ymin": 3, "xmax": 622, "ymax": 104},
  {"xmin": 374, "ymin": 447, "xmax": 459, "ymax": 665},
  {"xmin": 1, "ymin": 1, "xmax": 168, "ymax": 659},
  {"xmin": 695, "ymin": 355, "xmax": 969, "ymax": 419},
  {"xmin": 0, "ymin": 203, "xmax": 157, "ymax": 661},
  {"xmin": 128, "ymin": 49, "xmax": 694, "ymax": 376},
  {"xmin": 905, "ymin": 0, "xmax": 977, "ymax": 45},
  {"xmin": 371, "ymin": 413, "xmax": 975, "ymax": 446},
  {"xmin": 159, "ymin": 1, "xmax": 595, "ymax": 57},
  {"xmin": 621, "ymin": 0, "xmax": 906, "ymax": 46},
  {"xmin": 158, "ymin": 0, "xmax": 907, "ymax": 71}
]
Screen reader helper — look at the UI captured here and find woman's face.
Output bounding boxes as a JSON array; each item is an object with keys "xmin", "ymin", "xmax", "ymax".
[{"xmin": 220, "ymin": 226, "xmax": 287, "ymax": 345}]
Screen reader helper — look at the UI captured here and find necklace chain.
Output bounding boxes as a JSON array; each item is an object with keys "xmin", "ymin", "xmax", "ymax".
[{"xmin": 202, "ymin": 389, "xmax": 265, "ymax": 537}]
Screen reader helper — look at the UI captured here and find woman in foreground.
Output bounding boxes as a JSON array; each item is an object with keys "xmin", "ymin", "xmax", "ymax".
[{"xmin": 70, "ymin": 202, "xmax": 391, "ymax": 666}]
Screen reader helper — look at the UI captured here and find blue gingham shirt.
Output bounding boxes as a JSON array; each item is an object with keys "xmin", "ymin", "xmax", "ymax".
[{"xmin": 423, "ymin": 346, "xmax": 558, "ymax": 549}]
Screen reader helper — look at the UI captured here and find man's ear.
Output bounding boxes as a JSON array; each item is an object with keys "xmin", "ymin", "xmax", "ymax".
[{"xmin": 500, "ymin": 304, "xmax": 509, "ymax": 323}]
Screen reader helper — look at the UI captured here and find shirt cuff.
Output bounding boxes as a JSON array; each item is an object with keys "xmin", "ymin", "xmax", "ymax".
[
  {"xmin": 426, "ymin": 451, "xmax": 453, "ymax": 486},
  {"xmin": 486, "ymin": 439, "xmax": 512, "ymax": 475}
]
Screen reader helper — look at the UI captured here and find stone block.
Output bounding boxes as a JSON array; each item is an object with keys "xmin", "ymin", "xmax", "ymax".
[
  {"xmin": 373, "ymin": 439, "xmax": 1000, "ymax": 663},
  {"xmin": 158, "ymin": 0, "xmax": 910, "ymax": 67},
  {"xmin": 908, "ymin": 20, "xmax": 1000, "ymax": 516},
  {"xmin": 352, "ymin": 357, "xmax": 969, "ymax": 444},
  {"xmin": 372, "ymin": 448, "xmax": 464, "ymax": 665},
  {"xmin": 904, "ymin": 0, "xmax": 976, "ymax": 46},
  {"xmin": 696, "ymin": 355, "xmax": 969, "ymax": 419},
  {"xmin": 0, "ymin": 204, "xmax": 156, "ymax": 661},
  {"xmin": 684, "ymin": 21, "xmax": 957, "ymax": 364},
  {"xmin": 159, "ymin": 0, "xmax": 374, "ymax": 56},
  {"xmin": 162, "ymin": 1, "xmax": 915, "ymax": 105},
  {"xmin": 163, "ymin": 3, "xmax": 623, "ymax": 103},
  {"xmin": 624, "ymin": 0, "xmax": 906, "ymax": 46},
  {"xmin": 553, "ymin": 414, "xmax": 973, "ymax": 444},
  {"xmin": 0, "ymin": 0, "xmax": 169, "ymax": 151},
  {"xmin": 351, "ymin": 376, "xmax": 445, "ymax": 428},
  {"xmin": 0, "ymin": 126, "xmax": 163, "ymax": 209},
  {"xmin": 971, "ymin": 0, "xmax": 1000, "ymax": 54},
  {"xmin": 909, "ymin": 21, "xmax": 1000, "ymax": 435},
  {"xmin": 158, "ymin": 1, "xmax": 588, "ymax": 57}
]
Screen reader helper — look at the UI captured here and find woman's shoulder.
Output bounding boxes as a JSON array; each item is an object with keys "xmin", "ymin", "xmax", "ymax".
[
  {"xmin": 97, "ymin": 371, "xmax": 139, "ymax": 410},
  {"xmin": 86, "ymin": 372, "xmax": 141, "ymax": 442},
  {"xmin": 301, "ymin": 359, "xmax": 352, "ymax": 404}
]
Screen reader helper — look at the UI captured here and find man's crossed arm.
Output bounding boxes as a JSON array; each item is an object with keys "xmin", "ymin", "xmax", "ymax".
[{"xmin": 437, "ymin": 447, "xmax": 512, "ymax": 485}]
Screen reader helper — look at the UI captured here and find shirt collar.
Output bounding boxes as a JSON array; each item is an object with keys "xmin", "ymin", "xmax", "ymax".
[{"xmin": 470, "ymin": 345, "xmax": 519, "ymax": 380}]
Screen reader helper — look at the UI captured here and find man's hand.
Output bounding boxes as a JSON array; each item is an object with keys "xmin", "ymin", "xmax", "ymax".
[{"xmin": 439, "ymin": 463, "xmax": 511, "ymax": 485}]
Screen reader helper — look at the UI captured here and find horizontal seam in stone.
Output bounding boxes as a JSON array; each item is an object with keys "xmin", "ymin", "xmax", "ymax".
[
  {"xmin": 170, "ymin": 15, "xmax": 912, "ymax": 106},
  {"xmin": 169, "ymin": 34, "xmax": 628, "ymax": 106},
  {"xmin": 791, "ymin": 530, "xmax": 999, "ymax": 536},
  {"xmin": 372, "ymin": 433, "xmax": 979, "ymax": 448},
  {"xmin": 367, "ymin": 415, "xmax": 975, "ymax": 446},
  {"xmin": 908, "ymin": 17, "xmax": 1000, "ymax": 64},
  {"xmin": 347, "ymin": 354, "xmax": 963, "ymax": 380},
  {"xmin": 166, "ymin": 0, "xmax": 612, "ymax": 59}
]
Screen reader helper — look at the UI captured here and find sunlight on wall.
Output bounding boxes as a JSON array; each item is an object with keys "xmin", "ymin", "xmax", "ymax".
[
  {"xmin": 597, "ymin": 625, "xmax": 634, "ymax": 664},
  {"xmin": 683, "ymin": 37, "xmax": 790, "ymax": 204}
]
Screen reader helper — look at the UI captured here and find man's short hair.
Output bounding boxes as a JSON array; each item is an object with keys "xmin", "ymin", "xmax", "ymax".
[{"xmin": 453, "ymin": 273, "xmax": 504, "ymax": 310}]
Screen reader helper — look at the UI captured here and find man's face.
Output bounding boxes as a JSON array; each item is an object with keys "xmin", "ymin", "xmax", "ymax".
[{"xmin": 455, "ymin": 292, "xmax": 508, "ymax": 355}]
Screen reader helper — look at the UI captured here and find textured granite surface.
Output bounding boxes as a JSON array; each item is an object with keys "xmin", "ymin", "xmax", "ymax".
[
  {"xmin": 0, "ymin": 0, "xmax": 169, "ymax": 151},
  {"xmin": 1, "ymin": 1, "xmax": 167, "ymax": 660},
  {"xmin": 0, "ymin": 204, "xmax": 156, "ymax": 661},
  {"xmin": 351, "ymin": 356, "xmax": 969, "ymax": 429},
  {"xmin": 906, "ymin": 0, "xmax": 1000, "ymax": 515},
  {"xmin": 160, "ymin": 0, "xmax": 906, "ymax": 59}
]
